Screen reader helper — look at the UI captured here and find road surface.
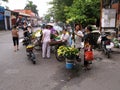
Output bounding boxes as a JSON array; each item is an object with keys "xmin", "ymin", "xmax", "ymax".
[{"xmin": 0, "ymin": 29, "xmax": 120, "ymax": 90}]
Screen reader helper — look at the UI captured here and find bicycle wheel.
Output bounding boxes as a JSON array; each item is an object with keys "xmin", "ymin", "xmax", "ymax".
[{"xmin": 55, "ymin": 49, "xmax": 65, "ymax": 62}]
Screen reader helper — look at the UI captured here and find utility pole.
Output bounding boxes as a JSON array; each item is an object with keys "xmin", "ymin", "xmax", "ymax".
[{"xmin": 100, "ymin": 0, "xmax": 103, "ymax": 32}]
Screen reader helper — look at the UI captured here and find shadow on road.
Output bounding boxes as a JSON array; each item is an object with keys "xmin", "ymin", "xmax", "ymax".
[{"xmin": 51, "ymin": 64, "xmax": 94, "ymax": 90}]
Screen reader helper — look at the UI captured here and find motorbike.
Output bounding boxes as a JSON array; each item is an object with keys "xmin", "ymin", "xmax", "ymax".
[
  {"xmin": 33, "ymin": 32, "xmax": 42, "ymax": 51},
  {"xmin": 22, "ymin": 33, "xmax": 32, "ymax": 46},
  {"xmin": 101, "ymin": 34, "xmax": 113, "ymax": 58},
  {"xmin": 23, "ymin": 33, "xmax": 36, "ymax": 64},
  {"xmin": 26, "ymin": 44, "xmax": 36, "ymax": 64}
]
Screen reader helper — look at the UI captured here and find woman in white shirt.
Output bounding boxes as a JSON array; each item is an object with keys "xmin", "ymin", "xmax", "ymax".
[
  {"xmin": 73, "ymin": 24, "xmax": 84, "ymax": 61},
  {"xmin": 61, "ymin": 29, "xmax": 70, "ymax": 46},
  {"xmin": 74, "ymin": 24, "xmax": 84, "ymax": 49}
]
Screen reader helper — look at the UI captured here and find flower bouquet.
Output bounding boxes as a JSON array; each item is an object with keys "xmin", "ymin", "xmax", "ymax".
[{"xmin": 32, "ymin": 30, "xmax": 42, "ymax": 39}]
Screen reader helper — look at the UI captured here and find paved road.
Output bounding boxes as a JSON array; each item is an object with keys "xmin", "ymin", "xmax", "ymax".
[{"xmin": 0, "ymin": 29, "xmax": 120, "ymax": 90}]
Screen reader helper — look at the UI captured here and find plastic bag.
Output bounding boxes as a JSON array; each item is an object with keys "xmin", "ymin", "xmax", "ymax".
[{"xmin": 85, "ymin": 51, "xmax": 94, "ymax": 61}]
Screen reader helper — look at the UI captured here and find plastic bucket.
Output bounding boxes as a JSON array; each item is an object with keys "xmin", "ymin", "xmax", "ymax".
[{"xmin": 66, "ymin": 62, "xmax": 74, "ymax": 69}]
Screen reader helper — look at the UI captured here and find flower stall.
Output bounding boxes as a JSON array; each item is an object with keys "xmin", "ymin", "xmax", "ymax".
[{"xmin": 57, "ymin": 46, "xmax": 79, "ymax": 69}]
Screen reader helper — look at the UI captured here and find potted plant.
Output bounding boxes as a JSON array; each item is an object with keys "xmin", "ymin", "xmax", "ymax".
[{"xmin": 57, "ymin": 46, "xmax": 79, "ymax": 69}]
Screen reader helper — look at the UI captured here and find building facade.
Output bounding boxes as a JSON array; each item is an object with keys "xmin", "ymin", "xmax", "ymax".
[{"xmin": 0, "ymin": 6, "xmax": 5, "ymax": 30}]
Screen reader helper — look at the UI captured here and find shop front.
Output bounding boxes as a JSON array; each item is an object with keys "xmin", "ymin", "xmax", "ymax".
[
  {"xmin": 11, "ymin": 11, "xmax": 19, "ymax": 26},
  {"xmin": 0, "ymin": 6, "xmax": 5, "ymax": 30},
  {"xmin": 4, "ymin": 9, "xmax": 12, "ymax": 30}
]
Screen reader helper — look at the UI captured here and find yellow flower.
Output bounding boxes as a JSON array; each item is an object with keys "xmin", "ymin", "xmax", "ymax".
[{"xmin": 57, "ymin": 46, "xmax": 79, "ymax": 59}]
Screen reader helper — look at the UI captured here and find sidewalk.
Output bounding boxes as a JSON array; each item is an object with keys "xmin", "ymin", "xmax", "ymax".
[
  {"xmin": 0, "ymin": 30, "xmax": 11, "ymax": 32},
  {"xmin": 0, "ymin": 30, "xmax": 11, "ymax": 35},
  {"xmin": 0, "ymin": 29, "xmax": 24, "ymax": 39},
  {"xmin": 112, "ymin": 47, "xmax": 120, "ymax": 54}
]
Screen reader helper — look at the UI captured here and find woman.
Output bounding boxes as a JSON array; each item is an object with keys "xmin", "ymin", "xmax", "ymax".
[
  {"xmin": 84, "ymin": 26, "xmax": 94, "ymax": 70},
  {"xmin": 11, "ymin": 25, "xmax": 19, "ymax": 52},
  {"xmin": 41, "ymin": 25, "xmax": 51, "ymax": 59},
  {"xmin": 27, "ymin": 24, "xmax": 33, "ymax": 34},
  {"xmin": 61, "ymin": 29, "xmax": 70, "ymax": 46},
  {"xmin": 72, "ymin": 24, "xmax": 84, "ymax": 60},
  {"xmin": 22, "ymin": 22, "xmax": 29, "ymax": 37},
  {"xmin": 74, "ymin": 24, "xmax": 84, "ymax": 49}
]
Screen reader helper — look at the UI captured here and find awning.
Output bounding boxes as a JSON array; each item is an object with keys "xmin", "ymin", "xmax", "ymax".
[{"xmin": 19, "ymin": 13, "xmax": 30, "ymax": 17}]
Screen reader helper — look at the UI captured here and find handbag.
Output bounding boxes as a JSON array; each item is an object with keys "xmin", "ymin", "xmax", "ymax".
[{"xmin": 85, "ymin": 50, "xmax": 94, "ymax": 61}]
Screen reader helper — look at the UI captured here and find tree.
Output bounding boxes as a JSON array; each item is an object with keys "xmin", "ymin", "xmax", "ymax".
[
  {"xmin": 65, "ymin": 0, "xmax": 100, "ymax": 27},
  {"xmin": 24, "ymin": 0, "xmax": 38, "ymax": 16},
  {"xmin": 0, "ymin": 0, "xmax": 9, "ymax": 9},
  {"xmin": 48, "ymin": 0, "xmax": 74, "ymax": 22},
  {"xmin": 48, "ymin": 0, "xmax": 100, "ymax": 27},
  {"xmin": 2, "ymin": 0, "xmax": 8, "ymax": 2}
]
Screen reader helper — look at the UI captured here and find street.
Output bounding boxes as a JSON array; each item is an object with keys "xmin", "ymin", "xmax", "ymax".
[{"xmin": 0, "ymin": 29, "xmax": 120, "ymax": 90}]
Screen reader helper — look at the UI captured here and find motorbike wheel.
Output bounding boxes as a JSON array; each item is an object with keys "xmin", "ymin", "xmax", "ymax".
[
  {"xmin": 30, "ymin": 52, "xmax": 36, "ymax": 64},
  {"xmin": 32, "ymin": 60, "xmax": 36, "ymax": 64},
  {"xmin": 107, "ymin": 51, "xmax": 110, "ymax": 58}
]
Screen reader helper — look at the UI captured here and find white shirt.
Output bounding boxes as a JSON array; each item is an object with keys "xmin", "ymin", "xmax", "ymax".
[
  {"xmin": 42, "ymin": 29, "xmax": 51, "ymax": 42},
  {"xmin": 74, "ymin": 30, "xmax": 84, "ymax": 48},
  {"xmin": 61, "ymin": 33, "xmax": 70, "ymax": 45}
]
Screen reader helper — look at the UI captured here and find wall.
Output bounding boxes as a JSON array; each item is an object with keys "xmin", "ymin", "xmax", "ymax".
[{"xmin": 112, "ymin": 3, "xmax": 120, "ymax": 27}]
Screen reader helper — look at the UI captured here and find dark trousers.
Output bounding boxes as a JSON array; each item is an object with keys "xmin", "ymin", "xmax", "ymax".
[{"xmin": 12, "ymin": 37, "xmax": 19, "ymax": 46}]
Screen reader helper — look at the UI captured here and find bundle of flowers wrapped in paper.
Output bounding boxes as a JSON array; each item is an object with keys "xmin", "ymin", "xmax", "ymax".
[
  {"xmin": 32, "ymin": 30, "xmax": 42, "ymax": 39},
  {"xmin": 57, "ymin": 46, "xmax": 79, "ymax": 60}
]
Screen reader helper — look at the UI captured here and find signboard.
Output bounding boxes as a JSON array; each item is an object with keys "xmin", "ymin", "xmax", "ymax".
[{"xmin": 101, "ymin": 9, "xmax": 116, "ymax": 28}]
